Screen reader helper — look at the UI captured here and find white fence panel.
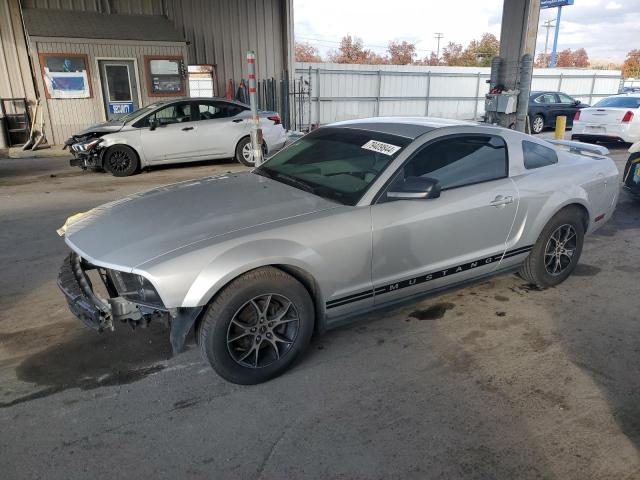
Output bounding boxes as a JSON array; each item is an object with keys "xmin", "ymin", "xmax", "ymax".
[{"xmin": 295, "ymin": 62, "xmax": 622, "ymax": 126}]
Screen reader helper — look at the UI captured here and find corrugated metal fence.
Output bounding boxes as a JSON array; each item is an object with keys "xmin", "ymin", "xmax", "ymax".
[{"xmin": 293, "ymin": 63, "xmax": 622, "ymax": 129}]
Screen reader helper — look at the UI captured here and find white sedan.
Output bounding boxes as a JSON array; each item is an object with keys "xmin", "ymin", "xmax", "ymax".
[
  {"xmin": 571, "ymin": 94, "xmax": 640, "ymax": 144},
  {"xmin": 65, "ymin": 98, "xmax": 287, "ymax": 176}
]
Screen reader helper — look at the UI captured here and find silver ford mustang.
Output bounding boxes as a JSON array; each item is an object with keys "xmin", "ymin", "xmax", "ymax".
[{"xmin": 57, "ymin": 117, "xmax": 619, "ymax": 384}]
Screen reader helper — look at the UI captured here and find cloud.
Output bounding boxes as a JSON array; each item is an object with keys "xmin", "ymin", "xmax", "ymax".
[{"xmin": 294, "ymin": 0, "xmax": 637, "ymax": 63}]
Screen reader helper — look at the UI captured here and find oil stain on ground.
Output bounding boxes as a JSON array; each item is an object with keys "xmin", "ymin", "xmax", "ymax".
[
  {"xmin": 409, "ymin": 302, "xmax": 455, "ymax": 321},
  {"xmin": 1, "ymin": 322, "xmax": 172, "ymax": 408},
  {"xmin": 572, "ymin": 264, "xmax": 601, "ymax": 277}
]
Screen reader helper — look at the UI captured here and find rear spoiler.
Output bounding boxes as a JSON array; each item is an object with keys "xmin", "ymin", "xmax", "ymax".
[{"xmin": 546, "ymin": 139, "xmax": 609, "ymax": 156}]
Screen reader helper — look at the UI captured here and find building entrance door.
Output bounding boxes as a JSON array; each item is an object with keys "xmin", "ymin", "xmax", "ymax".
[{"xmin": 98, "ymin": 60, "xmax": 139, "ymax": 120}]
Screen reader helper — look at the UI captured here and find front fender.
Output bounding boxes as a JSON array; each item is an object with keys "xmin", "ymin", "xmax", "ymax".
[{"xmin": 150, "ymin": 239, "xmax": 326, "ymax": 309}]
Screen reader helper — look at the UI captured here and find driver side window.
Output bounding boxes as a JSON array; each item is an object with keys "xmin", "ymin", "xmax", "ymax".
[
  {"xmin": 146, "ymin": 103, "xmax": 192, "ymax": 126},
  {"xmin": 388, "ymin": 135, "xmax": 508, "ymax": 193}
]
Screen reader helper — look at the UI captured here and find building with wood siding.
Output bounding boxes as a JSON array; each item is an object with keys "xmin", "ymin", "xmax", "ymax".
[{"xmin": 0, "ymin": 0, "xmax": 294, "ymax": 145}]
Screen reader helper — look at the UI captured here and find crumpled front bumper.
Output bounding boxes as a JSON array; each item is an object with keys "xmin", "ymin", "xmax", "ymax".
[
  {"xmin": 57, "ymin": 253, "xmax": 203, "ymax": 354},
  {"xmin": 57, "ymin": 253, "xmax": 112, "ymax": 331}
]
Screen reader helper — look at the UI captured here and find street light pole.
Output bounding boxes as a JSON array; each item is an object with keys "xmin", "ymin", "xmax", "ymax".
[{"xmin": 549, "ymin": 6, "xmax": 562, "ymax": 67}]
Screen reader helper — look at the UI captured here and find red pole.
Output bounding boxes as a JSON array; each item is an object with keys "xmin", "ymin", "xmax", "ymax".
[{"xmin": 247, "ymin": 50, "xmax": 264, "ymax": 166}]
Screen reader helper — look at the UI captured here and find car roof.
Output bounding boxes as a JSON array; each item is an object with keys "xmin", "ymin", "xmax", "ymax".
[
  {"xmin": 328, "ymin": 116, "xmax": 478, "ymax": 139},
  {"xmin": 161, "ymin": 97, "xmax": 249, "ymax": 107}
]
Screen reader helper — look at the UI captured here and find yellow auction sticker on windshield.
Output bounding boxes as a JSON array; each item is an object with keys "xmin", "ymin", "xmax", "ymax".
[{"xmin": 361, "ymin": 139, "xmax": 401, "ymax": 156}]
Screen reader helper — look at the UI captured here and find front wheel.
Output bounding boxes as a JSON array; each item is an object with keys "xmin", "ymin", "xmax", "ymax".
[
  {"xmin": 199, "ymin": 267, "xmax": 314, "ymax": 384},
  {"xmin": 104, "ymin": 145, "xmax": 139, "ymax": 177},
  {"xmin": 519, "ymin": 207, "xmax": 585, "ymax": 288}
]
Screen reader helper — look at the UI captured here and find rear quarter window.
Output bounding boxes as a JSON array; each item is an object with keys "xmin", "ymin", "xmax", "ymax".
[{"xmin": 522, "ymin": 141, "xmax": 558, "ymax": 169}]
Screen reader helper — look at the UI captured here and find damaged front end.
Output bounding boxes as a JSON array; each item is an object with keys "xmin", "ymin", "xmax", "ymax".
[
  {"xmin": 65, "ymin": 133, "xmax": 107, "ymax": 169},
  {"xmin": 57, "ymin": 253, "xmax": 202, "ymax": 354}
]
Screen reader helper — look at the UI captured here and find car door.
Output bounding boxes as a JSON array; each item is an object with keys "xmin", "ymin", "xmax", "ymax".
[
  {"xmin": 557, "ymin": 93, "xmax": 579, "ymax": 125},
  {"xmin": 139, "ymin": 101, "xmax": 200, "ymax": 162},
  {"xmin": 370, "ymin": 133, "xmax": 518, "ymax": 304},
  {"xmin": 190, "ymin": 101, "xmax": 251, "ymax": 157}
]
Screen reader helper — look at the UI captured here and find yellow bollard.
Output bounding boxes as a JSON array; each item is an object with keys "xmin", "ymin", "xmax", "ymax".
[{"xmin": 555, "ymin": 115, "xmax": 567, "ymax": 139}]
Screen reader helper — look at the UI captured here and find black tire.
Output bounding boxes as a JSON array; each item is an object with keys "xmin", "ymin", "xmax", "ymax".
[
  {"xmin": 199, "ymin": 267, "xmax": 314, "ymax": 384},
  {"xmin": 519, "ymin": 207, "xmax": 585, "ymax": 288},
  {"xmin": 104, "ymin": 145, "xmax": 139, "ymax": 177},
  {"xmin": 531, "ymin": 114, "xmax": 545, "ymax": 134},
  {"xmin": 235, "ymin": 137, "xmax": 267, "ymax": 167}
]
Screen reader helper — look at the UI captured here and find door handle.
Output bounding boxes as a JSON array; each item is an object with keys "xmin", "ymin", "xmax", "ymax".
[
  {"xmin": 232, "ymin": 119, "xmax": 243, "ymax": 123},
  {"xmin": 490, "ymin": 195, "xmax": 514, "ymax": 207},
  {"xmin": 181, "ymin": 126, "xmax": 194, "ymax": 131}
]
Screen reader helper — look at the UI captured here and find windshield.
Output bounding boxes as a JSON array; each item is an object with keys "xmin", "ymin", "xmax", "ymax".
[
  {"xmin": 255, "ymin": 127, "xmax": 411, "ymax": 205},
  {"xmin": 594, "ymin": 96, "xmax": 640, "ymax": 109},
  {"xmin": 120, "ymin": 102, "xmax": 168, "ymax": 123}
]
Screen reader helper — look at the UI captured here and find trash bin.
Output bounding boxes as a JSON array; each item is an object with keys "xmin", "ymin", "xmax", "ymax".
[{"xmin": 0, "ymin": 116, "xmax": 8, "ymax": 149}]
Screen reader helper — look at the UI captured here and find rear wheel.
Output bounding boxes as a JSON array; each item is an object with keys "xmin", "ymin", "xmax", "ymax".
[
  {"xmin": 519, "ymin": 207, "xmax": 585, "ymax": 288},
  {"xmin": 531, "ymin": 114, "xmax": 545, "ymax": 134},
  {"xmin": 199, "ymin": 267, "xmax": 314, "ymax": 384},
  {"xmin": 235, "ymin": 137, "xmax": 267, "ymax": 167},
  {"xmin": 104, "ymin": 145, "xmax": 139, "ymax": 177}
]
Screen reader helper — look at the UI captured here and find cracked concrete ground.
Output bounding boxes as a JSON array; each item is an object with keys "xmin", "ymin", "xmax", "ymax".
[{"xmin": 1, "ymin": 142, "xmax": 639, "ymax": 479}]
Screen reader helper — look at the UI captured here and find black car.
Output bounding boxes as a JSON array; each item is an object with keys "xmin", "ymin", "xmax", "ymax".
[
  {"xmin": 623, "ymin": 150, "xmax": 640, "ymax": 199},
  {"xmin": 528, "ymin": 91, "xmax": 589, "ymax": 134}
]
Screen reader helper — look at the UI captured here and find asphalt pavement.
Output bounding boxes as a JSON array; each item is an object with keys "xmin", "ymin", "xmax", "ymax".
[{"xmin": 1, "ymin": 137, "xmax": 639, "ymax": 479}]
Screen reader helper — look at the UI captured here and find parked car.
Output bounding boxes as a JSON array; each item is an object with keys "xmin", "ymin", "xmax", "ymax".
[
  {"xmin": 528, "ymin": 91, "xmax": 589, "ymax": 134},
  {"xmin": 623, "ymin": 141, "xmax": 640, "ymax": 198},
  {"xmin": 57, "ymin": 117, "xmax": 618, "ymax": 384},
  {"xmin": 572, "ymin": 94, "xmax": 640, "ymax": 144},
  {"xmin": 65, "ymin": 98, "xmax": 287, "ymax": 176},
  {"xmin": 620, "ymin": 86, "xmax": 640, "ymax": 94}
]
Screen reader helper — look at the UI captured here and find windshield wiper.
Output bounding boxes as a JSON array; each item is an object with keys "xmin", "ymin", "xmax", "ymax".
[{"xmin": 273, "ymin": 172, "xmax": 316, "ymax": 194}]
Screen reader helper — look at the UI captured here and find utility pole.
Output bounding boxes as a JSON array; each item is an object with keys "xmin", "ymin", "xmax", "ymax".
[
  {"xmin": 434, "ymin": 33, "xmax": 444, "ymax": 60},
  {"xmin": 542, "ymin": 19, "xmax": 555, "ymax": 67}
]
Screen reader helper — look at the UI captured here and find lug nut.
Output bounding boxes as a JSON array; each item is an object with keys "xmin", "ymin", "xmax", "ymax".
[{"xmin": 266, "ymin": 333, "xmax": 272, "ymax": 338}]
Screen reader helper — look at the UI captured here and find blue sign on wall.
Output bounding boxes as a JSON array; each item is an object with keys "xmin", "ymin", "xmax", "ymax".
[
  {"xmin": 108, "ymin": 102, "xmax": 134, "ymax": 114},
  {"xmin": 541, "ymin": 0, "xmax": 574, "ymax": 8}
]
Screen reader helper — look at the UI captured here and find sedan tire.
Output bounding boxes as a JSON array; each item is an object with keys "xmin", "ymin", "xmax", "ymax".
[
  {"xmin": 519, "ymin": 207, "xmax": 585, "ymax": 288},
  {"xmin": 104, "ymin": 145, "xmax": 139, "ymax": 177},
  {"xmin": 531, "ymin": 114, "xmax": 545, "ymax": 134},
  {"xmin": 199, "ymin": 267, "xmax": 314, "ymax": 384},
  {"xmin": 235, "ymin": 137, "xmax": 267, "ymax": 167}
]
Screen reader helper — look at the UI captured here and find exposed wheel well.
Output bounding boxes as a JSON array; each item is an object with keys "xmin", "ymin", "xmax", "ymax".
[{"xmin": 235, "ymin": 135, "xmax": 268, "ymax": 155}]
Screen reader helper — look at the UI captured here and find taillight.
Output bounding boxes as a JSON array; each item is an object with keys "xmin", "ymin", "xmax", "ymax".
[
  {"xmin": 267, "ymin": 115, "xmax": 281, "ymax": 125},
  {"xmin": 622, "ymin": 111, "xmax": 634, "ymax": 123},
  {"xmin": 574, "ymin": 110, "xmax": 581, "ymax": 121}
]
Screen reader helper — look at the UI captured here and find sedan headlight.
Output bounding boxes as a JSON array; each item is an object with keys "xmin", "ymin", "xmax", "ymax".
[
  {"xmin": 72, "ymin": 138, "xmax": 103, "ymax": 152},
  {"xmin": 108, "ymin": 270, "xmax": 164, "ymax": 309}
]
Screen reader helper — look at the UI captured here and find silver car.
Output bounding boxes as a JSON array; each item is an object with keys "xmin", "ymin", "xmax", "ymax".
[
  {"xmin": 65, "ymin": 97, "xmax": 287, "ymax": 176},
  {"xmin": 57, "ymin": 117, "xmax": 619, "ymax": 384}
]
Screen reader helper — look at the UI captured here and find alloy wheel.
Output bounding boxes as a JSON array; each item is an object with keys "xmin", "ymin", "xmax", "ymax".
[
  {"xmin": 226, "ymin": 294, "xmax": 300, "ymax": 368},
  {"xmin": 533, "ymin": 116, "xmax": 544, "ymax": 133},
  {"xmin": 242, "ymin": 142, "xmax": 254, "ymax": 164},
  {"xmin": 108, "ymin": 151, "xmax": 131, "ymax": 173},
  {"xmin": 544, "ymin": 224, "xmax": 577, "ymax": 276}
]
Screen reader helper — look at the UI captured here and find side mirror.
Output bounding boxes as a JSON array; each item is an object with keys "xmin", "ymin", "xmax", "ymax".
[
  {"xmin": 149, "ymin": 118, "xmax": 159, "ymax": 131},
  {"xmin": 387, "ymin": 176, "xmax": 441, "ymax": 200},
  {"xmin": 573, "ymin": 99, "xmax": 581, "ymax": 106}
]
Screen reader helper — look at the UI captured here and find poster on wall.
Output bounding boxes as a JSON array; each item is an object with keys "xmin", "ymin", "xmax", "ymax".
[
  {"xmin": 41, "ymin": 54, "xmax": 91, "ymax": 99},
  {"xmin": 146, "ymin": 56, "xmax": 185, "ymax": 96}
]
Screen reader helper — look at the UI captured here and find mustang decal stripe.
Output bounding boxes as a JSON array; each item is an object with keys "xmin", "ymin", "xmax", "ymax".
[{"xmin": 326, "ymin": 245, "xmax": 533, "ymax": 309}]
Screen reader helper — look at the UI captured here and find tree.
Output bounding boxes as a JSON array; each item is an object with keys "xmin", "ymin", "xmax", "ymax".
[
  {"xmin": 622, "ymin": 50, "xmax": 640, "ymax": 78},
  {"xmin": 467, "ymin": 33, "xmax": 500, "ymax": 67},
  {"xmin": 387, "ymin": 40, "xmax": 416, "ymax": 65},
  {"xmin": 295, "ymin": 42, "xmax": 322, "ymax": 63},
  {"xmin": 419, "ymin": 52, "xmax": 440, "ymax": 66},
  {"xmin": 555, "ymin": 48, "xmax": 590, "ymax": 68},
  {"xmin": 441, "ymin": 42, "xmax": 465, "ymax": 65},
  {"xmin": 328, "ymin": 35, "xmax": 385, "ymax": 64}
]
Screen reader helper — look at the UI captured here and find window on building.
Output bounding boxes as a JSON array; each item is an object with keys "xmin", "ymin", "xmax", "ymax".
[
  {"xmin": 145, "ymin": 56, "xmax": 186, "ymax": 96},
  {"xmin": 188, "ymin": 65, "xmax": 216, "ymax": 98},
  {"xmin": 39, "ymin": 53, "xmax": 92, "ymax": 99},
  {"xmin": 390, "ymin": 135, "xmax": 508, "ymax": 191},
  {"xmin": 522, "ymin": 141, "xmax": 558, "ymax": 169}
]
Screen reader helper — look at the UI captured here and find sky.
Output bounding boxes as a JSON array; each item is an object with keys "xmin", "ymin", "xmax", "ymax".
[{"xmin": 294, "ymin": 0, "xmax": 639, "ymax": 64}]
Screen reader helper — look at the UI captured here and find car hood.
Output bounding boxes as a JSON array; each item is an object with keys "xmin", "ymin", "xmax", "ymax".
[
  {"xmin": 75, "ymin": 120, "xmax": 124, "ymax": 136},
  {"xmin": 64, "ymin": 172, "xmax": 340, "ymax": 269}
]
